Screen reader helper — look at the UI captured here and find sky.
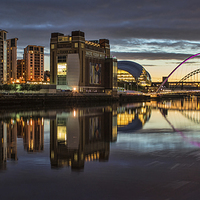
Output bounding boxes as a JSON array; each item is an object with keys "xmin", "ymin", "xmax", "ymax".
[{"xmin": 1, "ymin": 0, "xmax": 200, "ymax": 81}]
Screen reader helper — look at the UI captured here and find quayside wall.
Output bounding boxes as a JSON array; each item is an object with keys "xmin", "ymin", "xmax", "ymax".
[{"xmin": 0, "ymin": 93, "xmax": 150, "ymax": 109}]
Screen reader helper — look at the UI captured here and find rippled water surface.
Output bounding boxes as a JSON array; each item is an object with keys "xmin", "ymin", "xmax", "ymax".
[{"xmin": 1, "ymin": 98, "xmax": 200, "ymax": 200}]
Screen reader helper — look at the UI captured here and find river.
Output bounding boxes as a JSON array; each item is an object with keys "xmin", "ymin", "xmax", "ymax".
[{"xmin": 1, "ymin": 98, "xmax": 200, "ymax": 200}]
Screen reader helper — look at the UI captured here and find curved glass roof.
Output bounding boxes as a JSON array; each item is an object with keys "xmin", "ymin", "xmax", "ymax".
[{"xmin": 118, "ymin": 61, "xmax": 151, "ymax": 80}]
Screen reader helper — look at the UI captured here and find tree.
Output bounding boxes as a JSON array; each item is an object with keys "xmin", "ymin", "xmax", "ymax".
[
  {"xmin": 11, "ymin": 84, "xmax": 17, "ymax": 91},
  {"xmin": 36, "ymin": 85, "xmax": 41, "ymax": 91},
  {"xmin": 2, "ymin": 84, "xmax": 12, "ymax": 91}
]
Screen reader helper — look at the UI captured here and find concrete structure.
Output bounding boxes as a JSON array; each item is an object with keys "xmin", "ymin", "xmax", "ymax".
[
  {"xmin": 7, "ymin": 38, "xmax": 18, "ymax": 83},
  {"xmin": 23, "ymin": 45, "xmax": 44, "ymax": 82},
  {"xmin": 0, "ymin": 30, "xmax": 7, "ymax": 84},
  {"xmin": 50, "ymin": 30, "xmax": 117, "ymax": 93}
]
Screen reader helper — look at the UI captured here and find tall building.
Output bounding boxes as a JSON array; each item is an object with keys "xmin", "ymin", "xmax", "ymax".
[
  {"xmin": 17, "ymin": 59, "xmax": 26, "ymax": 82},
  {"xmin": 7, "ymin": 38, "xmax": 18, "ymax": 83},
  {"xmin": 0, "ymin": 30, "xmax": 7, "ymax": 84},
  {"xmin": 50, "ymin": 30, "xmax": 117, "ymax": 93},
  {"xmin": 23, "ymin": 45, "xmax": 44, "ymax": 82}
]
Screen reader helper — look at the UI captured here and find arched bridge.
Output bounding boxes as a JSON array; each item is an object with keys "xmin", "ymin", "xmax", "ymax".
[
  {"xmin": 173, "ymin": 68, "xmax": 200, "ymax": 89},
  {"xmin": 156, "ymin": 53, "xmax": 200, "ymax": 93}
]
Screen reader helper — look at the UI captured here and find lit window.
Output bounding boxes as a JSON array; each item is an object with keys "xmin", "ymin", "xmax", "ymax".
[{"xmin": 74, "ymin": 43, "xmax": 78, "ymax": 48}]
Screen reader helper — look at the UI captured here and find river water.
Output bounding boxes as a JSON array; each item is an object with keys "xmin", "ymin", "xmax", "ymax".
[{"xmin": 1, "ymin": 98, "xmax": 200, "ymax": 200}]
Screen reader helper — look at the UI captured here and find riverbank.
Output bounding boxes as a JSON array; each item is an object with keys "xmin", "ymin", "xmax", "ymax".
[
  {"xmin": 0, "ymin": 91, "xmax": 199, "ymax": 110},
  {"xmin": 0, "ymin": 93, "xmax": 150, "ymax": 109}
]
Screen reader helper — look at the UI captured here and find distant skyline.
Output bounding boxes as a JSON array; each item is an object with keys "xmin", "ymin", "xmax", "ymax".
[{"xmin": 2, "ymin": 0, "xmax": 200, "ymax": 81}]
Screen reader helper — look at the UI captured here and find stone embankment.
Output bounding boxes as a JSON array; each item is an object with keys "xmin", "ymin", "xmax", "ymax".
[
  {"xmin": 0, "ymin": 91, "xmax": 198, "ymax": 109},
  {"xmin": 0, "ymin": 93, "xmax": 150, "ymax": 109}
]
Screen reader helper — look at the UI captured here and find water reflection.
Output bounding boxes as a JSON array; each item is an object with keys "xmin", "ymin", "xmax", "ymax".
[
  {"xmin": 1, "ymin": 98, "xmax": 200, "ymax": 171},
  {"xmin": 50, "ymin": 107, "xmax": 117, "ymax": 170},
  {"xmin": 0, "ymin": 117, "xmax": 44, "ymax": 170},
  {"xmin": 117, "ymin": 103, "xmax": 151, "ymax": 132}
]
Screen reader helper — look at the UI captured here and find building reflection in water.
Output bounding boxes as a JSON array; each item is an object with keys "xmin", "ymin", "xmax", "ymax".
[
  {"xmin": 1, "ymin": 98, "xmax": 200, "ymax": 171},
  {"xmin": 117, "ymin": 103, "xmax": 151, "ymax": 133},
  {"xmin": 0, "ymin": 121, "xmax": 7, "ymax": 170},
  {"xmin": 0, "ymin": 119, "xmax": 18, "ymax": 170},
  {"xmin": 50, "ymin": 106, "xmax": 117, "ymax": 171},
  {"xmin": 0, "ymin": 103, "xmax": 151, "ymax": 171},
  {"xmin": 7, "ymin": 120, "xmax": 17, "ymax": 160},
  {"xmin": 20, "ymin": 118, "xmax": 44, "ymax": 152},
  {"xmin": 0, "ymin": 117, "xmax": 44, "ymax": 170}
]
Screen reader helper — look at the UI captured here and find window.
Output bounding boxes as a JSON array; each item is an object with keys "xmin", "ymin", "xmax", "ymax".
[
  {"xmin": 29, "ymin": 46, "xmax": 33, "ymax": 51},
  {"xmin": 57, "ymin": 63, "xmax": 67, "ymax": 75},
  {"xmin": 57, "ymin": 75, "xmax": 66, "ymax": 85},
  {"xmin": 74, "ymin": 43, "xmax": 78, "ymax": 48},
  {"xmin": 57, "ymin": 56, "xmax": 66, "ymax": 63}
]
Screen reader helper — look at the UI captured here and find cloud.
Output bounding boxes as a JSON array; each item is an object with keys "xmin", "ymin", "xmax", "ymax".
[
  {"xmin": 1, "ymin": 0, "xmax": 200, "ymax": 69},
  {"xmin": 111, "ymin": 52, "xmax": 193, "ymax": 60}
]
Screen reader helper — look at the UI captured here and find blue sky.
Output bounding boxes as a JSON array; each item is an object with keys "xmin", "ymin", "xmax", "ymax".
[{"xmin": 1, "ymin": 0, "xmax": 200, "ymax": 81}]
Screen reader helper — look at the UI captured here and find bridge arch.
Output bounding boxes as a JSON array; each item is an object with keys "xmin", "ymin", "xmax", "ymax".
[
  {"xmin": 173, "ymin": 68, "xmax": 200, "ymax": 89},
  {"xmin": 156, "ymin": 53, "xmax": 200, "ymax": 93}
]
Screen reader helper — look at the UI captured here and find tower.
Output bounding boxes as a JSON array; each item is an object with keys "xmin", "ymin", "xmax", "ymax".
[
  {"xmin": 17, "ymin": 59, "xmax": 26, "ymax": 82},
  {"xmin": 23, "ymin": 45, "xmax": 44, "ymax": 82},
  {"xmin": 0, "ymin": 30, "xmax": 8, "ymax": 84},
  {"xmin": 7, "ymin": 38, "xmax": 18, "ymax": 83}
]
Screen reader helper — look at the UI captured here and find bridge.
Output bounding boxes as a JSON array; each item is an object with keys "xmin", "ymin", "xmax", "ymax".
[
  {"xmin": 146, "ymin": 53, "xmax": 200, "ymax": 98},
  {"xmin": 156, "ymin": 53, "xmax": 200, "ymax": 93}
]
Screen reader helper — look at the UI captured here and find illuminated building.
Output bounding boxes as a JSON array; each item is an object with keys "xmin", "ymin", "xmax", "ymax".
[
  {"xmin": 0, "ymin": 30, "xmax": 7, "ymax": 84},
  {"xmin": 17, "ymin": 59, "xmax": 26, "ymax": 82},
  {"xmin": 50, "ymin": 107, "xmax": 117, "ymax": 170},
  {"xmin": 117, "ymin": 61, "xmax": 151, "ymax": 88},
  {"xmin": 50, "ymin": 30, "xmax": 117, "ymax": 93},
  {"xmin": 7, "ymin": 38, "xmax": 18, "ymax": 83},
  {"xmin": 23, "ymin": 45, "xmax": 44, "ymax": 82}
]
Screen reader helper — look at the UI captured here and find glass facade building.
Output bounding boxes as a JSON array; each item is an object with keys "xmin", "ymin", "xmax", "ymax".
[{"xmin": 117, "ymin": 61, "xmax": 152, "ymax": 87}]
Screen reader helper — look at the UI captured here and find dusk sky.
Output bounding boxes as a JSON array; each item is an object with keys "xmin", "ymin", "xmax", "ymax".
[{"xmin": 1, "ymin": 0, "xmax": 200, "ymax": 81}]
